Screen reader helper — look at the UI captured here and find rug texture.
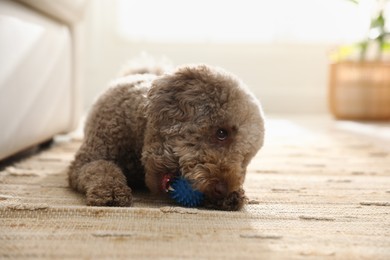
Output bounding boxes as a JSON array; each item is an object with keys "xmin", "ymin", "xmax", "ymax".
[{"xmin": 0, "ymin": 117, "xmax": 389, "ymax": 259}]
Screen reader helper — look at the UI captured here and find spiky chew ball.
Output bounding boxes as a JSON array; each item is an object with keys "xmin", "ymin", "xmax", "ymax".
[{"xmin": 167, "ymin": 177, "xmax": 204, "ymax": 207}]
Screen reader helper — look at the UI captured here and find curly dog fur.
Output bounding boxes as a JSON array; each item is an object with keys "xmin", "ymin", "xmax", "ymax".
[{"xmin": 68, "ymin": 64, "xmax": 264, "ymax": 211}]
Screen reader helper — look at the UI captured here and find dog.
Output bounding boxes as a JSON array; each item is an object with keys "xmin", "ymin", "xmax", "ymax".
[{"xmin": 68, "ymin": 64, "xmax": 265, "ymax": 211}]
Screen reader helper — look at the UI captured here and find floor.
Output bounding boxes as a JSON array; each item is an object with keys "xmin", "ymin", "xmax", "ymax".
[{"xmin": 0, "ymin": 116, "xmax": 389, "ymax": 259}]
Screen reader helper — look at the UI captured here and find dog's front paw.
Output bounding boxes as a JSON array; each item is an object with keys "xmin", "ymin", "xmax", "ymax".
[
  {"xmin": 204, "ymin": 189, "xmax": 246, "ymax": 211},
  {"xmin": 86, "ymin": 182, "xmax": 133, "ymax": 207}
]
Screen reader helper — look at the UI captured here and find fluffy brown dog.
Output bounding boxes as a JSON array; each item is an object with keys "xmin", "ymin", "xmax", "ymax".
[{"xmin": 68, "ymin": 64, "xmax": 264, "ymax": 211}]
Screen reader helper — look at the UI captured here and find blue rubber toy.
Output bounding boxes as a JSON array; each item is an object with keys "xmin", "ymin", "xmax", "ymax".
[{"xmin": 167, "ymin": 177, "xmax": 204, "ymax": 207}]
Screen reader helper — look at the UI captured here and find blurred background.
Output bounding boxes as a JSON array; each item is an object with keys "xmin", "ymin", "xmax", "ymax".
[
  {"xmin": 1, "ymin": 0, "xmax": 389, "ymax": 160},
  {"xmin": 84, "ymin": 0, "xmax": 387, "ymax": 114}
]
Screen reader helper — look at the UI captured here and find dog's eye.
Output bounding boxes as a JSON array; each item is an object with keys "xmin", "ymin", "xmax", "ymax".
[{"xmin": 216, "ymin": 128, "xmax": 228, "ymax": 141}]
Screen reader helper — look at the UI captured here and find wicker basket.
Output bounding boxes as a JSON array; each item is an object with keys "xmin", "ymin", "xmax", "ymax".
[{"xmin": 328, "ymin": 61, "xmax": 390, "ymax": 120}]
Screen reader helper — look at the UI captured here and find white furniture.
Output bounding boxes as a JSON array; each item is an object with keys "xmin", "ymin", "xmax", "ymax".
[{"xmin": 0, "ymin": 0, "xmax": 87, "ymax": 160}]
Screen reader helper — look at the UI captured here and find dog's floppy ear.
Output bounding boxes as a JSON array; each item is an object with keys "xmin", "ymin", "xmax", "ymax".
[{"xmin": 147, "ymin": 65, "xmax": 217, "ymax": 124}]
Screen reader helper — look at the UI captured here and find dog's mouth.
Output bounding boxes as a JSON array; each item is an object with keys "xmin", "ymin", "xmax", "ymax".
[
  {"xmin": 160, "ymin": 172, "xmax": 245, "ymax": 210},
  {"xmin": 161, "ymin": 172, "xmax": 180, "ymax": 193},
  {"xmin": 161, "ymin": 173, "xmax": 173, "ymax": 192}
]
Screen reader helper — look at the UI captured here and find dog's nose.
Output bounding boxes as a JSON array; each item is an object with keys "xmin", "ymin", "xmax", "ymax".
[{"xmin": 212, "ymin": 181, "xmax": 228, "ymax": 199}]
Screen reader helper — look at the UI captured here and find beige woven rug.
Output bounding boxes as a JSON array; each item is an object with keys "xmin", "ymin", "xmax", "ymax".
[{"xmin": 1, "ymin": 117, "xmax": 389, "ymax": 259}]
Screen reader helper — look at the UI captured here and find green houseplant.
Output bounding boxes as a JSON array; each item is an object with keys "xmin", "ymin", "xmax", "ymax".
[{"xmin": 329, "ymin": 0, "xmax": 390, "ymax": 120}]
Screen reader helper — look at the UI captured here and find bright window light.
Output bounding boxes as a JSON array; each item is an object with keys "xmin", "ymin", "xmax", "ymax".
[{"xmin": 116, "ymin": 0, "xmax": 382, "ymax": 44}]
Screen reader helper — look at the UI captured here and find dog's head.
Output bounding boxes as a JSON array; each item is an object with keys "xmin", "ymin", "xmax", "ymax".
[{"xmin": 142, "ymin": 64, "xmax": 264, "ymax": 210}]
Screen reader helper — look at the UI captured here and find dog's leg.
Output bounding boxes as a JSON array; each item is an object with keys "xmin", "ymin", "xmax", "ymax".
[{"xmin": 69, "ymin": 159, "xmax": 133, "ymax": 207}]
